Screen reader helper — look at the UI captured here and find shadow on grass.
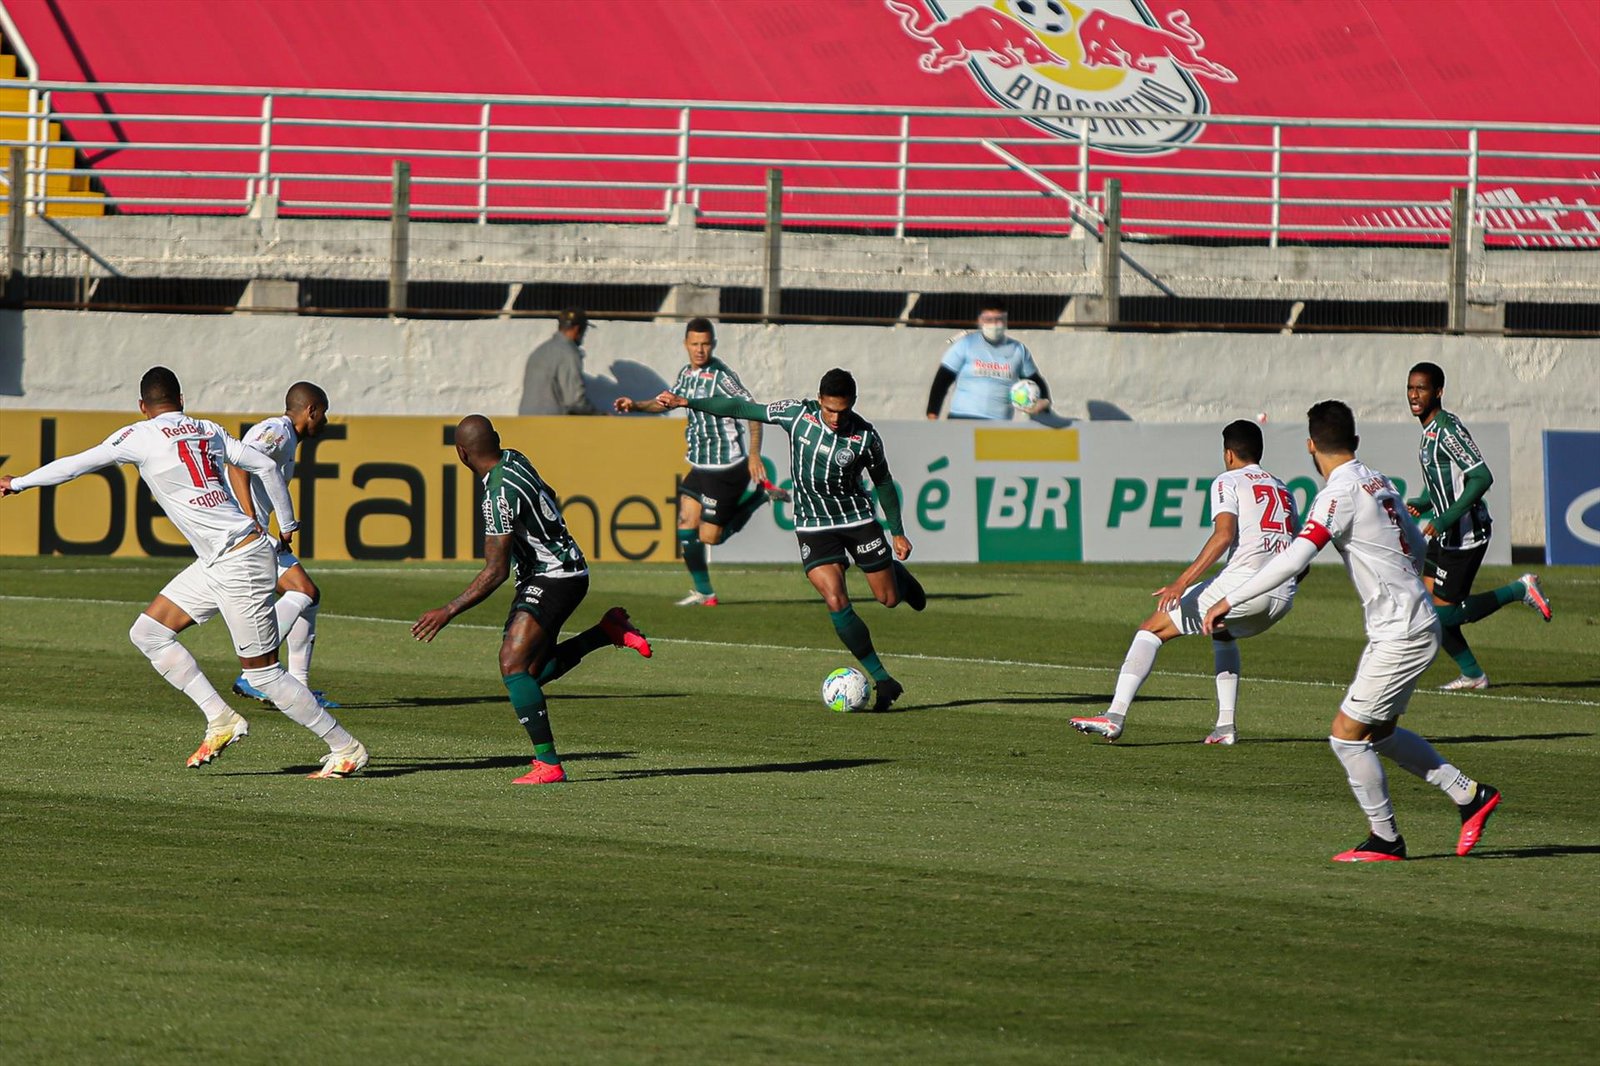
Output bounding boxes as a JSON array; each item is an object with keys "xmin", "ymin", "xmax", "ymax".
[
  {"xmin": 594, "ymin": 757, "xmax": 891, "ymax": 781},
  {"xmin": 1112, "ymin": 730, "xmax": 1592, "ymax": 748},
  {"xmin": 904, "ymin": 693, "xmax": 1197, "ymax": 713},
  {"xmin": 699, "ymin": 592, "xmax": 1011, "ymax": 607},
  {"xmin": 1407, "ymin": 843, "xmax": 1600, "ymax": 862},
  {"xmin": 226, "ymin": 750, "xmax": 639, "ymax": 779},
  {"xmin": 1484, "ymin": 679, "xmax": 1600, "ymax": 690},
  {"xmin": 339, "ymin": 693, "xmax": 685, "ymax": 710}
]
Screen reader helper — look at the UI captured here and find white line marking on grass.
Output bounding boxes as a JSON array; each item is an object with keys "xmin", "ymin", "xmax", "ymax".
[{"xmin": 7, "ymin": 593, "xmax": 1594, "ymax": 710}]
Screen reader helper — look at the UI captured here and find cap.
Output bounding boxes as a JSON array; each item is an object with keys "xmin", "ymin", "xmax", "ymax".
[{"xmin": 557, "ymin": 307, "xmax": 589, "ymax": 331}]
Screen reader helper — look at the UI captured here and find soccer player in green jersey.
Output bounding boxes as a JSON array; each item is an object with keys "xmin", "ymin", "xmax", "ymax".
[
  {"xmin": 614, "ymin": 318, "xmax": 786, "ymax": 606},
  {"xmin": 1405, "ymin": 362, "xmax": 1551, "ymax": 691},
  {"xmin": 411, "ymin": 415, "xmax": 653, "ymax": 784},
  {"xmin": 657, "ymin": 368, "xmax": 926, "ymax": 711}
]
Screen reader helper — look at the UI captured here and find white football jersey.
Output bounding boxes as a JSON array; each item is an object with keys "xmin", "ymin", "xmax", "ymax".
[
  {"xmin": 232, "ymin": 413, "xmax": 298, "ymax": 530},
  {"xmin": 12, "ymin": 411, "xmax": 296, "ymax": 565},
  {"xmin": 1299, "ymin": 458, "xmax": 1437, "ymax": 640},
  {"xmin": 1213, "ymin": 464, "xmax": 1299, "ymax": 579}
]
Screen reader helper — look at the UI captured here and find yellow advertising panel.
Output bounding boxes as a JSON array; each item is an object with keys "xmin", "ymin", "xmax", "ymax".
[{"xmin": 0, "ymin": 412, "xmax": 688, "ymax": 563}]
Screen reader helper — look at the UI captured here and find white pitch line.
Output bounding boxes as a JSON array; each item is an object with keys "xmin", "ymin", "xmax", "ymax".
[{"xmin": 5, "ymin": 593, "xmax": 1597, "ymax": 709}]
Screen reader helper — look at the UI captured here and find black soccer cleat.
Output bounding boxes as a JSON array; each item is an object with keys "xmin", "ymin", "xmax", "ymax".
[
  {"xmin": 1332, "ymin": 833, "xmax": 1407, "ymax": 863},
  {"xmin": 1456, "ymin": 784, "xmax": 1501, "ymax": 856},
  {"xmin": 872, "ymin": 677, "xmax": 905, "ymax": 712},
  {"xmin": 893, "ymin": 561, "xmax": 926, "ymax": 612}
]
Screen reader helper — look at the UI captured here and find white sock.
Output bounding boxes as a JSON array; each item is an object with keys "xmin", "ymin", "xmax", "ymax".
[
  {"xmin": 243, "ymin": 664, "xmax": 354, "ymax": 752},
  {"xmin": 275, "ymin": 595, "xmax": 317, "ymax": 684},
  {"xmin": 1212, "ymin": 638, "xmax": 1241, "ymax": 730},
  {"xmin": 129, "ymin": 614, "xmax": 234, "ymax": 729},
  {"xmin": 1109, "ymin": 630, "xmax": 1163, "ymax": 717},
  {"xmin": 1373, "ymin": 729, "xmax": 1477, "ymax": 804},
  {"xmin": 1329, "ymin": 736, "xmax": 1400, "ymax": 841}
]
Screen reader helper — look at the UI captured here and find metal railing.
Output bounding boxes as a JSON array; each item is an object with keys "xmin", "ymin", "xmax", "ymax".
[{"xmin": 0, "ymin": 79, "xmax": 1598, "ymax": 246}]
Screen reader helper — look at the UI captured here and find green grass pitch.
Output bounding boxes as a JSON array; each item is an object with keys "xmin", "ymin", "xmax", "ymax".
[{"xmin": 2, "ymin": 557, "xmax": 1597, "ymax": 1064}]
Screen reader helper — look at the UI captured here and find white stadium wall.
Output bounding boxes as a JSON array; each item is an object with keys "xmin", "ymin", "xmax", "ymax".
[{"xmin": 1, "ymin": 309, "xmax": 1594, "ymax": 547}]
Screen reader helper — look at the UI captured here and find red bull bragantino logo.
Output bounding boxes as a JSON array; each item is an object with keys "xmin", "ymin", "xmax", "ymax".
[{"xmin": 885, "ymin": 0, "xmax": 1236, "ymax": 155}]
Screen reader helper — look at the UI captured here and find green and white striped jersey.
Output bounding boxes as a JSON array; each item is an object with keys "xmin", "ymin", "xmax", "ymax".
[
  {"xmin": 481, "ymin": 449, "xmax": 588, "ymax": 580},
  {"xmin": 763, "ymin": 399, "xmax": 891, "ymax": 531},
  {"xmin": 672, "ymin": 358, "xmax": 752, "ymax": 468},
  {"xmin": 1417, "ymin": 410, "xmax": 1491, "ymax": 549}
]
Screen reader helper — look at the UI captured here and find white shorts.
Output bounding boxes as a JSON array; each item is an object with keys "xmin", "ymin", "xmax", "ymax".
[
  {"xmin": 159, "ymin": 535, "xmax": 281, "ymax": 657},
  {"xmin": 276, "ymin": 546, "xmax": 301, "ymax": 576},
  {"xmin": 1340, "ymin": 627, "xmax": 1442, "ymax": 724},
  {"xmin": 1167, "ymin": 568, "xmax": 1295, "ymax": 639}
]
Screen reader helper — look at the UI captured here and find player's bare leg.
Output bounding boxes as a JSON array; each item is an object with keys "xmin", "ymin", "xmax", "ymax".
[
  {"xmin": 501, "ymin": 612, "xmax": 566, "ymax": 783},
  {"xmin": 1071, "ymin": 611, "xmax": 1181, "ymax": 742},
  {"xmin": 810, "ymin": 563, "xmax": 902, "ymax": 711},
  {"xmin": 235, "ymin": 563, "xmax": 336, "ymax": 706},
  {"xmin": 132, "ymin": 595, "xmax": 251, "ymax": 767},
  {"xmin": 1207, "ymin": 635, "xmax": 1241, "ymax": 745},
  {"xmin": 1328, "ymin": 712, "xmax": 1498, "ymax": 861},
  {"xmin": 675, "ymin": 494, "xmax": 718, "ymax": 606}
]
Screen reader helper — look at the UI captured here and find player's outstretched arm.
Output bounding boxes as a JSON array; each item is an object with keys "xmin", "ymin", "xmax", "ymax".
[
  {"xmin": 614, "ymin": 396, "xmax": 667, "ymax": 414},
  {"xmin": 662, "ymin": 393, "xmax": 772, "ymax": 423},
  {"xmin": 1202, "ymin": 536, "xmax": 1320, "ymax": 634},
  {"xmin": 412, "ymin": 534, "xmax": 512, "ymax": 642},
  {"xmin": 1, "ymin": 442, "xmax": 120, "ymax": 495},
  {"xmin": 1155, "ymin": 512, "xmax": 1237, "ymax": 610}
]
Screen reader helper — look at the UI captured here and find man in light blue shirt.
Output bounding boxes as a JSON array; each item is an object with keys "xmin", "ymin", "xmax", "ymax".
[{"xmin": 925, "ymin": 298, "xmax": 1052, "ymax": 421}]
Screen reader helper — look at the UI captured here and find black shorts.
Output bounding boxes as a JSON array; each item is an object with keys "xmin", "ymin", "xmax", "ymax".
[
  {"xmin": 505, "ymin": 572, "xmax": 590, "ymax": 635},
  {"xmin": 681, "ymin": 464, "xmax": 751, "ymax": 527},
  {"xmin": 1425, "ymin": 541, "xmax": 1487, "ymax": 603},
  {"xmin": 796, "ymin": 521, "xmax": 893, "ymax": 574}
]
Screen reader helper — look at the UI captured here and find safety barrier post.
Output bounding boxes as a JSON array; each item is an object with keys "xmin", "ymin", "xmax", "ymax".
[
  {"xmin": 5, "ymin": 151, "xmax": 25, "ymax": 305},
  {"xmin": 1269, "ymin": 124, "xmax": 1282, "ymax": 248},
  {"xmin": 477, "ymin": 103, "xmax": 491, "ymax": 225},
  {"xmin": 389, "ymin": 160, "xmax": 411, "ymax": 315},
  {"xmin": 1447, "ymin": 186, "xmax": 1468, "ymax": 333},
  {"xmin": 1101, "ymin": 178, "xmax": 1121, "ymax": 328},
  {"xmin": 763, "ymin": 168, "xmax": 782, "ymax": 323},
  {"xmin": 894, "ymin": 113, "xmax": 910, "ymax": 240}
]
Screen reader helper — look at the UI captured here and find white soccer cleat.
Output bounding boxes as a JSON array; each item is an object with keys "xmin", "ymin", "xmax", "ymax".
[
  {"xmin": 1439, "ymin": 673, "xmax": 1490, "ymax": 692},
  {"xmin": 1203, "ymin": 726, "xmax": 1237, "ymax": 745},
  {"xmin": 307, "ymin": 740, "xmax": 369, "ymax": 779},
  {"xmin": 187, "ymin": 712, "xmax": 250, "ymax": 768},
  {"xmin": 1069, "ymin": 715, "xmax": 1123, "ymax": 741},
  {"xmin": 675, "ymin": 590, "xmax": 719, "ymax": 607}
]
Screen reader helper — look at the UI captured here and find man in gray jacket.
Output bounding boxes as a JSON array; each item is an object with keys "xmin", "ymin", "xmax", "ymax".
[{"xmin": 519, "ymin": 308, "xmax": 598, "ymax": 415}]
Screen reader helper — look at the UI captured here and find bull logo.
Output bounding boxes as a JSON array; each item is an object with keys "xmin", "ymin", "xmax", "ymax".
[
  {"xmin": 885, "ymin": 1, "xmax": 1237, "ymax": 155},
  {"xmin": 885, "ymin": 1, "xmax": 1066, "ymax": 73}
]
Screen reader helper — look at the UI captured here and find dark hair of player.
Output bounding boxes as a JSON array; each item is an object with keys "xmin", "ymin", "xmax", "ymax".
[
  {"xmin": 979, "ymin": 297, "xmax": 1008, "ymax": 315},
  {"xmin": 1221, "ymin": 419, "xmax": 1263, "ymax": 463},
  {"xmin": 285, "ymin": 381, "xmax": 328, "ymax": 413},
  {"xmin": 818, "ymin": 367, "xmax": 857, "ymax": 401},
  {"xmin": 1307, "ymin": 400, "xmax": 1358, "ymax": 453},
  {"xmin": 684, "ymin": 317, "xmax": 715, "ymax": 338},
  {"xmin": 1409, "ymin": 361, "xmax": 1445, "ymax": 391},
  {"xmin": 140, "ymin": 366, "xmax": 182, "ymax": 407}
]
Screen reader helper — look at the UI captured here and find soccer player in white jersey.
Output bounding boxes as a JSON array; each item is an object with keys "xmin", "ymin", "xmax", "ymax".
[
  {"xmin": 0, "ymin": 367, "xmax": 368, "ymax": 779},
  {"xmin": 1203, "ymin": 401, "xmax": 1500, "ymax": 862},
  {"xmin": 224, "ymin": 381, "xmax": 339, "ymax": 709},
  {"xmin": 1070, "ymin": 420, "xmax": 1298, "ymax": 745}
]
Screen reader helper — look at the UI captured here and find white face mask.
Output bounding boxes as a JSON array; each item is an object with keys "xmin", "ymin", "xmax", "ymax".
[{"xmin": 980, "ymin": 322, "xmax": 1007, "ymax": 343}]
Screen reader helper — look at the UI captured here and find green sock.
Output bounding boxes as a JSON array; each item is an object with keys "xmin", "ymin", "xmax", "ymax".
[
  {"xmin": 720, "ymin": 490, "xmax": 768, "ymax": 537},
  {"xmin": 502, "ymin": 672, "xmax": 558, "ymax": 762},
  {"xmin": 679, "ymin": 528, "xmax": 713, "ymax": 595},
  {"xmin": 1436, "ymin": 584, "xmax": 1520, "ymax": 628},
  {"xmin": 1440, "ymin": 625, "xmax": 1484, "ymax": 679},
  {"xmin": 829, "ymin": 605, "xmax": 888, "ymax": 682},
  {"xmin": 534, "ymin": 625, "xmax": 611, "ymax": 686}
]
